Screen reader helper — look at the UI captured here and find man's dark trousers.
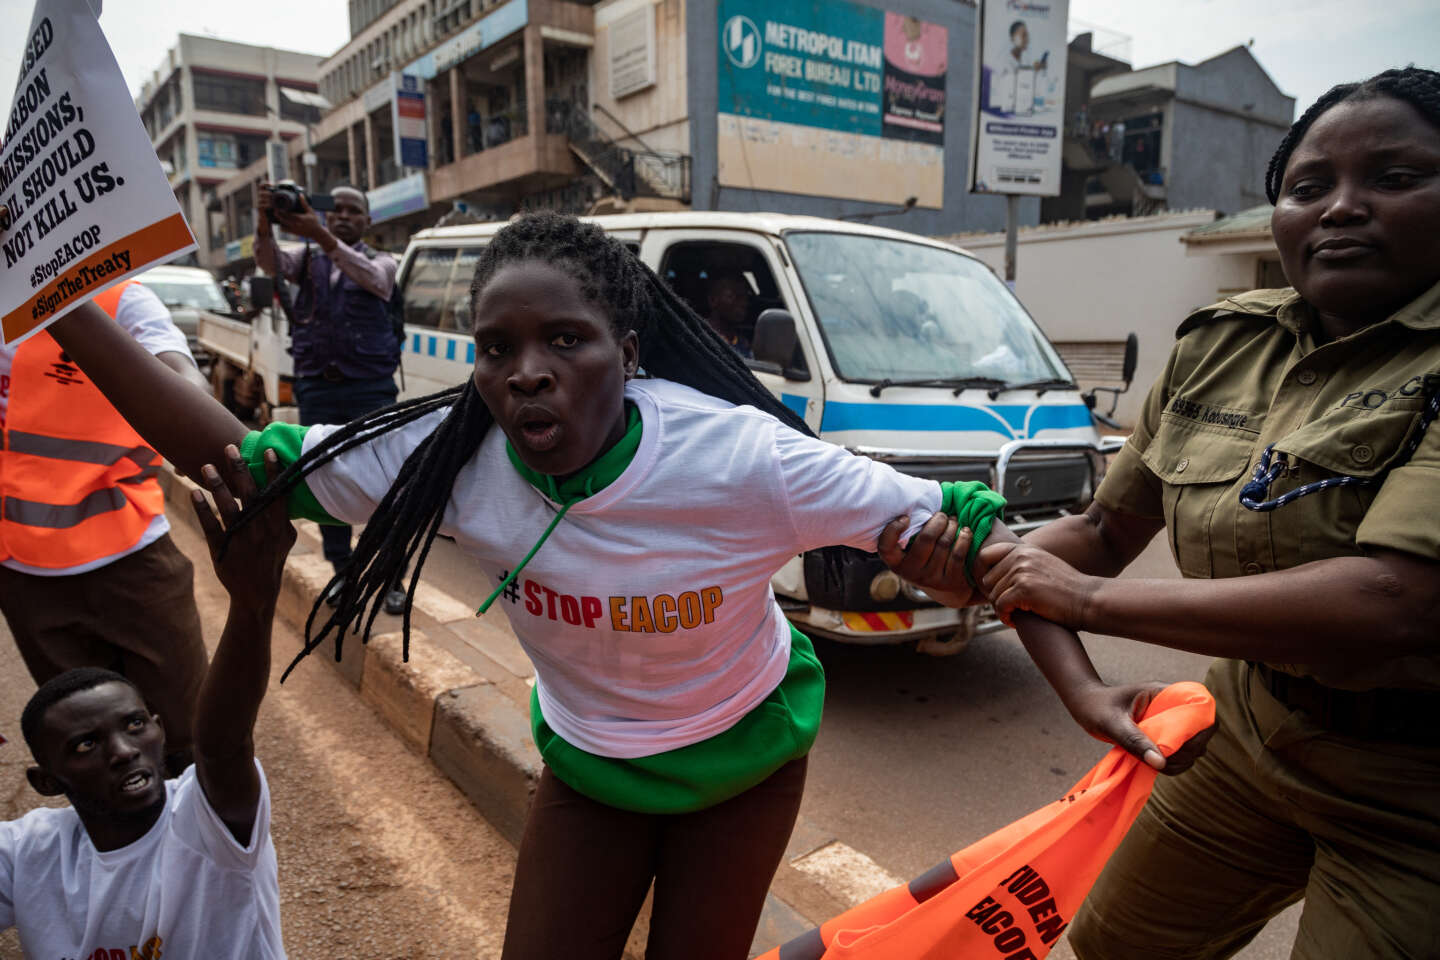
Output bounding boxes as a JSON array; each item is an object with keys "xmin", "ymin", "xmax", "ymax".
[{"xmin": 293, "ymin": 374, "xmax": 398, "ymax": 571}]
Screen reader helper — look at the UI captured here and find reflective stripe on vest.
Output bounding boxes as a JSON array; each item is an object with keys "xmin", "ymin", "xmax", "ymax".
[{"xmin": 0, "ymin": 280, "xmax": 166, "ymax": 568}]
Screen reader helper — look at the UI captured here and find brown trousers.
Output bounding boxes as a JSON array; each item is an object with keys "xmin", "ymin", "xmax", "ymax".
[
  {"xmin": 502, "ymin": 756, "xmax": 808, "ymax": 960},
  {"xmin": 1069, "ymin": 658, "xmax": 1440, "ymax": 960},
  {"xmin": 0, "ymin": 534, "xmax": 207, "ymax": 774}
]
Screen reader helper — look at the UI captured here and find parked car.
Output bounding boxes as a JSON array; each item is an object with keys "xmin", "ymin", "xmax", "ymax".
[{"xmin": 134, "ymin": 263, "xmax": 232, "ymax": 369}]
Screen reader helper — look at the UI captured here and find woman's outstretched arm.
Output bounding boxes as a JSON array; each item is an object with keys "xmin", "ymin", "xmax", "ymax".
[{"xmin": 47, "ymin": 299, "xmax": 249, "ymax": 481}]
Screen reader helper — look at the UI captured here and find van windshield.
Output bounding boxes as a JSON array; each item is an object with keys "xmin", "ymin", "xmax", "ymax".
[{"xmin": 783, "ymin": 232, "xmax": 1070, "ymax": 385}]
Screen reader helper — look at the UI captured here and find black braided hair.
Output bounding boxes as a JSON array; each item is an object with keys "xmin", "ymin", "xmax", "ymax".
[
  {"xmin": 1265, "ymin": 66, "xmax": 1440, "ymax": 204},
  {"xmin": 235, "ymin": 212, "xmax": 812, "ymax": 677}
]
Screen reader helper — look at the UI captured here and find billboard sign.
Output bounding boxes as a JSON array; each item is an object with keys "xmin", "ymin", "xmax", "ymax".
[
  {"xmin": 968, "ymin": 0, "xmax": 1069, "ymax": 196},
  {"xmin": 367, "ymin": 171, "xmax": 428, "ymax": 225},
  {"xmin": 716, "ymin": 0, "xmax": 948, "ymax": 208},
  {"xmin": 392, "ymin": 73, "xmax": 428, "ymax": 170},
  {"xmin": 267, "ymin": 139, "xmax": 290, "ymax": 184},
  {"xmin": 609, "ymin": 5, "xmax": 657, "ymax": 100},
  {"xmin": 403, "ymin": 0, "xmax": 528, "ymax": 81}
]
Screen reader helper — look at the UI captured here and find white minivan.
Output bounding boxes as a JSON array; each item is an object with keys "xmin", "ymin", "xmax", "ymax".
[
  {"xmin": 214, "ymin": 212, "xmax": 1131, "ymax": 652},
  {"xmin": 394, "ymin": 213, "xmax": 1130, "ymax": 653}
]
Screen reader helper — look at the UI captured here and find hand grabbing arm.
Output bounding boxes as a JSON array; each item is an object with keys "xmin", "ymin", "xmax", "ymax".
[
  {"xmin": 877, "ymin": 511, "xmax": 977, "ymax": 607},
  {"xmin": 191, "ymin": 446, "xmax": 296, "ymax": 844},
  {"xmin": 880, "ymin": 513, "xmax": 1212, "ymax": 773}
]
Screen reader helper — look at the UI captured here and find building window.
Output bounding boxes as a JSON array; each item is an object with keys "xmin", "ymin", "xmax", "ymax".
[
  {"xmin": 281, "ymin": 97, "xmax": 322, "ymax": 125},
  {"xmin": 192, "ymin": 72, "xmax": 267, "ymax": 116},
  {"xmin": 197, "ymin": 134, "xmax": 237, "ymax": 169},
  {"xmin": 1119, "ymin": 112, "xmax": 1164, "ymax": 178}
]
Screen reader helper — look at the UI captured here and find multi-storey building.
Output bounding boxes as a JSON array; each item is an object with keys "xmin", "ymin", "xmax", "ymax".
[
  {"xmin": 137, "ymin": 35, "xmax": 324, "ymax": 268},
  {"xmin": 212, "ymin": 0, "xmax": 1050, "ymax": 256},
  {"xmin": 1049, "ymin": 44, "xmax": 1295, "ymax": 222}
]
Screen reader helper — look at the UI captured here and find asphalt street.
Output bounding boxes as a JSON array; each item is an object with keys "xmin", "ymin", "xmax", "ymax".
[{"xmin": 0, "ymin": 508, "xmax": 1302, "ymax": 958}]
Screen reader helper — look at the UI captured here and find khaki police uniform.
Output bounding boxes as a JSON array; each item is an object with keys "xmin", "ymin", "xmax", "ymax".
[{"xmin": 1069, "ymin": 281, "xmax": 1440, "ymax": 960}]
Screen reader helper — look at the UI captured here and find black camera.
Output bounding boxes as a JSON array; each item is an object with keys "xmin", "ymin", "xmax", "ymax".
[{"xmin": 270, "ymin": 181, "xmax": 335, "ymax": 214}]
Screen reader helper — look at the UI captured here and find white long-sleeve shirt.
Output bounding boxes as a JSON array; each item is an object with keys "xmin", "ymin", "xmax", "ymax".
[
  {"xmin": 299, "ymin": 378, "xmax": 942, "ymax": 758},
  {"xmin": 254, "ymin": 231, "xmax": 396, "ymax": 302}
]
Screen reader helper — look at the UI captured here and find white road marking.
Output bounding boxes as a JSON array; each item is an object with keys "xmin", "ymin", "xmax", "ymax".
[{"xmin": 789, "ymin": 841, "xmax": 905, "ymax": 907}]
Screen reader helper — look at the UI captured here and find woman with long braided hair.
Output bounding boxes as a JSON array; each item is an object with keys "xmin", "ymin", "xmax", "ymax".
[
  {"xmin": 969, "ymin": 67, "xmax": 1440, "ymax": 958},
  {"xmin": 37, "ymin": 211, "xmax": 1206, "ymax": 958}
]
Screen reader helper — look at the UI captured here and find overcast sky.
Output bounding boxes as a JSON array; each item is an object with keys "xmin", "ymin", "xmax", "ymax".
[{"xmin": 3, "ymin": 0, "xmax": 1437, "ymax": 127}]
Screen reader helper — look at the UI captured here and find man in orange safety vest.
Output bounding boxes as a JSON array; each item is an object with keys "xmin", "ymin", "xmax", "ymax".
[{"xmin": 0, "ymin": 254, "xmax": 213, "ymax": 777}]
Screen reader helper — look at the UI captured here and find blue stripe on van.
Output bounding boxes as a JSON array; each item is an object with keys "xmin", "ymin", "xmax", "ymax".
[
  {"xmin": 466, "ymin": 342, "xmax": 475, "ymax": 364},
  {"xmin": 411, "ymin": 333, "xmax": 421, "ymax": 353},
  {"xmin": 445, "ymin": 339, "xmax": 457, "ymax": 361},
  {"xmin": 780, "ymin": 393, "xmax": 808, "ymax": 419},
  {"xmin": 427, "ymin": 336, "xmax": 437, "ymax": 357},
  {"xmin": 819, "ymin": 402, "xmax": 1091, "ymax": 439},
  {"xmin": 1026, "ymin": 405, "xmax": 1094, "ymax": 435}
]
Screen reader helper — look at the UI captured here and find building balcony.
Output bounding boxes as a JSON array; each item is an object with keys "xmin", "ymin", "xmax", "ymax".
[{"xmin": 428, "ymin": 130, "xmax": 578, "ymax": 202}]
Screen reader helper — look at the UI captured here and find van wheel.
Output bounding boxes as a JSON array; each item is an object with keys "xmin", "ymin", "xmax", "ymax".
[{"xmin": 915, "ymin": 607, "xmax": 979, "ymax": 656}]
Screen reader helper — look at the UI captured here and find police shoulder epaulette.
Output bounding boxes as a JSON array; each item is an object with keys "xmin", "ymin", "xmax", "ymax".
[{"xmin": 1175, "ymin": 287, "xmax": 1298, "ymax": 339}]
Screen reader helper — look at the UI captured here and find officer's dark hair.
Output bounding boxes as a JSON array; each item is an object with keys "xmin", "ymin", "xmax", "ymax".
[
  {"xmin": 21, "ymin": 668, "xmax": 140, "ymax": 755},
  {"xmin": 1265, "ymin": 66, "xmax": 1440, "ymax": 204},
  {"xmin": 1009, "ymin": 20, "xmax": 1025, "ymax": 38},
  {"xmin": 236, "ymin": 211, "xmax": 811, "ymax": 676}
]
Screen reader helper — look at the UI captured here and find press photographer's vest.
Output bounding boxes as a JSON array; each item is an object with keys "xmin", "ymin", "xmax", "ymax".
[
  {"xmin": 0, "ymin": 281, "xmax": 165, "ymax": 569},
  {"xmin": 291, "ymin": 243, "xmax": 400, "ymax": 380}
]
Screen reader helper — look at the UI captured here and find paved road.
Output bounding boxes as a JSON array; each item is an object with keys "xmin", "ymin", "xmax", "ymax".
[
  {"xmin": 414, "ymin": 526, "xmax": 1303, "ymax": 958},
  {"xmin": 0, "ymin": 513, "xmax": 517, "ymax": 959}
]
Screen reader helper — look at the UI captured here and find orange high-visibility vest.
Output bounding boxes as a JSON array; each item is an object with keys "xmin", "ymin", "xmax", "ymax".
[{"xmin": 0, "ymin": 281, "xmax": 165, "ymax": 569}]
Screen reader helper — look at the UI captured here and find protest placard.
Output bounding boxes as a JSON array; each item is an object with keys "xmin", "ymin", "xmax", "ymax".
[{"xmin": 0, "ymin": 0, "xmax": 195, "ymax": 345}]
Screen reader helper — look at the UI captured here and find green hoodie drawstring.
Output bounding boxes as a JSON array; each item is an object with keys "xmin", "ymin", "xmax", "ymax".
[{"xmin": 475, "ymin": 474, "xmax": 599, "ymax": 616}]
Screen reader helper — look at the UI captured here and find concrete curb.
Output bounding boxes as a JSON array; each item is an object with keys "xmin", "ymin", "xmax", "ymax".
[{"xmin": 163, "ymin": 467, "xmax": 834, "ymax": 955}]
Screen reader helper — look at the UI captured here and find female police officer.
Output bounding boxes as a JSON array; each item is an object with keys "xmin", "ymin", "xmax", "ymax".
[{"xmin": 972, "ymin": 67, "xmax": 1440, "ymax": 959}]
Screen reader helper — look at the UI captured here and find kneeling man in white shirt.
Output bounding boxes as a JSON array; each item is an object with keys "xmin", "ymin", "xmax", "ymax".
[{"xmin": 1, "ymin": 447, "xmax": 296, "ymax": 960}]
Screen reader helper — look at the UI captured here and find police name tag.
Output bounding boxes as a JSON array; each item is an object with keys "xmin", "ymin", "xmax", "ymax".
[{"xmin": 0, "ymin": 0, "xmax": 195, "ymax": 345}]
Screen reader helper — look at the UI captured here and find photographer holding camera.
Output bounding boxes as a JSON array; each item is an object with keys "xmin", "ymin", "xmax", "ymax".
[{"xmin": 255, "ymin": 181, "xmax": 407, "ymax": 614}]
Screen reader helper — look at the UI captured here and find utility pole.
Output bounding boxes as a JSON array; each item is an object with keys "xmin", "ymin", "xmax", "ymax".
[
  {"xmin": 1003, "ymin": 194, "xmax": 1019, "ymax": 289},
  {"xmin": 303, "ymin": 126, "xmax": 317, "ymax": 194}
]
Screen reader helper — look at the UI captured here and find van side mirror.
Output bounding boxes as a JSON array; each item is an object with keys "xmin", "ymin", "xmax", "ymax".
[
  {"xmin": 1082, "ymin": 332, "xmax": 1140, "ymax": 428},
  {"xmin": 750, "ymin": 309, "xmax": 808, "ymax": 380}
]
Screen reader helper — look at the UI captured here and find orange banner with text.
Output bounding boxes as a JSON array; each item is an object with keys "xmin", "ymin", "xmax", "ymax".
[{"xmin": 757, "ymin": 682, "xmax": 1215, "ymax": 960}]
